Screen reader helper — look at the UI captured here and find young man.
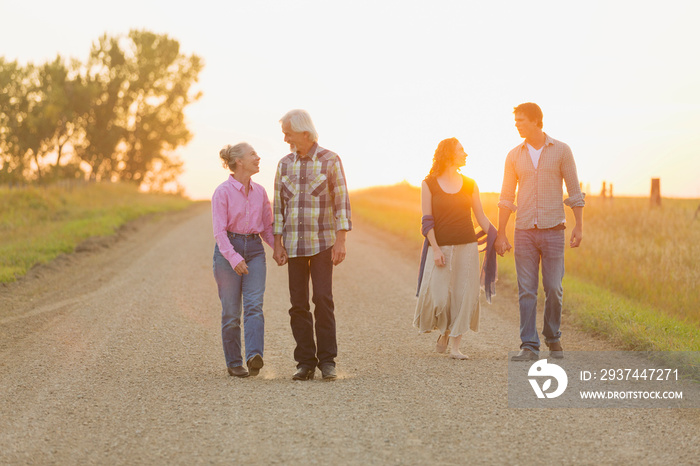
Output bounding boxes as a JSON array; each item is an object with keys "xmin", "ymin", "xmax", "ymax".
[
  {"xmin": 273, "ymin": 109, "xmax": 352, "ymax": 380},
  {"xmin": 495, "ymin": 103, "xmax": 585, "ymax": 361}
]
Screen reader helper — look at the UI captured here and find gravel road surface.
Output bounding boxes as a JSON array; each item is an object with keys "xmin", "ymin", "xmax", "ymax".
[{"xmin": 1, "ymin": 203, "xmax": 698, "ymax": 465}]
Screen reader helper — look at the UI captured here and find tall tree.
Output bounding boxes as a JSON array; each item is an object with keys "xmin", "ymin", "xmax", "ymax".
[
  {"xmin": 0, "ymin": 58, "xmax": 31, "ymax": 182},
  {"xmin": 73, "ymin": 34, "xmax": 128, "ymax": 181},
  {"xmin": 117, "ymin": 30, "xmax": 203, "ymax": 187},
  {"xmin": 1, "ymin": 29, "xmax": 202, "ymax": 188},
  {"xmin": 74, "ymin": 30, "xmax": 203, "ymax": 188},
  {"xmin": 32, "ymin": 57, "xmax": 90, "ymax": 181},
  {"xmin": 0, "ymin": 57, "xmax": 88, "ymax": 182}
]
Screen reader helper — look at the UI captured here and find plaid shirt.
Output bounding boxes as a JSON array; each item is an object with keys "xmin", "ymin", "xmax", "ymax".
[
  {"xmin": 273, "ymin": 143, "xmax": 352, "ymax": 258},
  {"xmin": 498, "ymin": 134, "xmax": 585, "ymax": 230}
]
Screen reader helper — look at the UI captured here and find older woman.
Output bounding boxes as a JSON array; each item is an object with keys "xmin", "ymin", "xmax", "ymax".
[
  {"xmin": 212, "ymin": 143, "xmax": 274, "ymax": 377},
  {"xmin": 414, "ymin": 138, "xmax": 495, "ymax": 359}
]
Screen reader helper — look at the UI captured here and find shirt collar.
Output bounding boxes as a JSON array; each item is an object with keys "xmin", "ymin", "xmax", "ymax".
[
  {"xmin": 227, "ymin": 174, "xmax": 254, "ymax": 192},
  {"xmin": 295, "ymin": 142, "xmax": 319, "ymax": 161},
  {"xmin": 519, "ymin": 133, "xmax": 554, "ymax": 150}
]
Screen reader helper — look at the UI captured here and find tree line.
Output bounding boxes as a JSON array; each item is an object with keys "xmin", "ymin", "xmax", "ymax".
[{"xmin": 0, "ymin": 30, "xmax": 203, "ymax": 191}]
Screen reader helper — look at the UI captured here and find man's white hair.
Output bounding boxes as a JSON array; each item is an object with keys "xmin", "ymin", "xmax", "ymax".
[{"xmin": 280, "ymin": 109, "xmax": 318, "ymax": 142}]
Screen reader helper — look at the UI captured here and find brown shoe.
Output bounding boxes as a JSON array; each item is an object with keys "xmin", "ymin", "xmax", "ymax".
[
  {"xmin": 227, "ymin": 365, "xmax": 249, "ymax": 378},
  {"xmin": 247, "ymin": 355, "xmax": 264, "ymax": 376},
  {"xmin": 546, "ymin": 341, "xmax": 564, "ymax": 359}
]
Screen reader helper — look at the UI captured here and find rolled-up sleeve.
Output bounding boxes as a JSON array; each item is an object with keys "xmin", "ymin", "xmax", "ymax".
[
  {"xmin": 561, "ymin": 145, "xmax": 586, "ymax": 208},
  {"xmin": 211, "ymin": 189, "xmax": 243, "ymax": 268},
  {"xmin": 498, "ymin": 151, "xmax": 518, "ymax": 212},
  {"xmin": 331, "ymin": 157, "xmax": 352, "ymax": 231},
  {"xmin": 260, "ymin": 190, "xmax": 275, "ymax": 247},
  {"xmin": 273, "ymin": 161, "xmax": 285, "ymax": 236}
]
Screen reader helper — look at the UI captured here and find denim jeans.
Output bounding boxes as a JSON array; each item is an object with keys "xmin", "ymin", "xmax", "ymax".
[
  {"xmin": 514, "ymin": 228, "xmax": 565, "ymax": 354},
  {"xmin": 213, "ymin": 234, "xmax": 266, "ymax": 368},
  {"xmin": 287, "ymin": 247, "xmax": 336, "ymax": 369}
]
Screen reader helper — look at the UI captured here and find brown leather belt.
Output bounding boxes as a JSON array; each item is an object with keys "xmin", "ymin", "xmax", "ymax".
[
  {"xmin": 226, "ymin": 232, "xmax": 259, "ymax": 239},
  {"xmin": 533, "ymin": 224, "xmax": 566, "ymax": 230}
]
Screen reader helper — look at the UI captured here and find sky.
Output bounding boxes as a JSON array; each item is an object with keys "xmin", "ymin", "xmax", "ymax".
[{"xmin": 2, "ymin": 1, "xmax": 699, "ymax": 199}]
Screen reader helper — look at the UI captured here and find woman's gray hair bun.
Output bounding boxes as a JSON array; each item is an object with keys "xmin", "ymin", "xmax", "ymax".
[{"xmin": 219, "ymin": 142, "xmax": 251, "ymax": 172}]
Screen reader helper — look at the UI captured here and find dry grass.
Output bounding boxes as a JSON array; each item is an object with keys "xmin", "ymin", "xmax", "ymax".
[{"xmin": 562, "ymin": 196, "xmax": 700, "ymax": 323}]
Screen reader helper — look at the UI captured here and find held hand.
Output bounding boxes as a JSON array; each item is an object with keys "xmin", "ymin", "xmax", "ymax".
[
  {"xmin": 495, "ymin": 234, "xmax": 512, "ymax": 256},
  {"xmin": 331, "ymin": 241, "xmax": 347, "ymax": 266},
  {"xmin": 433, "ymin": 248, "xmax": 446, "ymax": 267},
  {"xmin": 273, "ymin": 245, "xmax": 288, "ymax": 266},
  {"xmin": 570, "ymin": 225, "xmax": 583, "ymax": 248},
  {"xmin": 494, "ymin": 239, "xmax": 502, "ymax": 256},
  {"xmin": 234, "ymin": 259, "xmax": 249, "ymax": 275}
]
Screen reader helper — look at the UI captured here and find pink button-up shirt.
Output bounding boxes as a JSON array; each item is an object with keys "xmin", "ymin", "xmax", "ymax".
[{"xmin": 212, "ymin": 175, "xmax": 274, "ymax": 268}]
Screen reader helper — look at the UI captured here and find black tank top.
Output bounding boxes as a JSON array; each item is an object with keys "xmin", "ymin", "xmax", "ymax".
[{"xmin": 426, "ymin": 175, "xmax": 477, "ymax": 246}]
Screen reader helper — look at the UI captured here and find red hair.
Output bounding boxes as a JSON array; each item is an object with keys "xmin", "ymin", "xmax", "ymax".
[{"xmin": 428, "ymin": 138, "xmax": 461, "ymax": 178}]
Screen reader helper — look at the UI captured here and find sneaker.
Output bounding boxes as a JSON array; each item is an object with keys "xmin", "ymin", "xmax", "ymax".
[
  {"xmin": 510, "ymin": 349, "xmax": 539, "ymax": 362},
  {"xmin": 546, "ymin": 341, "xmax": 564, "ymax": 359}
]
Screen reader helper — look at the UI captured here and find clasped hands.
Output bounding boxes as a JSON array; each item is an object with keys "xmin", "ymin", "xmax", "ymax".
[
  {"xmin": 273, "ymin": 245, "xmax": 288, "ymax": 266},
  {"xmin": 432, "ymin": 233, "xmax": 512, "ymax": 267},
  {"xmin": 272, "ymin": 241, "xmax": 347, "ymax": 266},
  {"xmin": 495, "ymin": 233, "xmax": 512, "ymax": 256}
]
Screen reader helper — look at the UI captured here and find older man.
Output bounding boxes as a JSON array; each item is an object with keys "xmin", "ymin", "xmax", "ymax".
[
  {"xmin": 273, "ymin": 109, "xmax": 352, "ymax": 381},
  {"xmin": 495, "ymin": 103, "xmax": 585, "ymax": 361}
]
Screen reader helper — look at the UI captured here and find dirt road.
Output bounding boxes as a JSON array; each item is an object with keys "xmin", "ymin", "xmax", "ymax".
[{"xmin": 1, "ymin": 203, "xmax": 698, "ymax": 465}]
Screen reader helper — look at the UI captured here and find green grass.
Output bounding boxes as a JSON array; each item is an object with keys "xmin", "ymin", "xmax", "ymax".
[
  {"xmin": 351, "ymin": 182, "xmax": 699, "ymax": 353},
  {"xmin": 563, "ymin": 275, "xmax": 699, "ymax": 351},
  {"xmin": 0, "ymin": 182, "xmax": 191, "ymax": 282}
]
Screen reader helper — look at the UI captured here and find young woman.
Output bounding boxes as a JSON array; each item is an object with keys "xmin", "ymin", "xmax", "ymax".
[
  {"xmin": 212, "ymin": 143, "xmax": 274, "ymax": 377},
  {"xmin": 414, "ymin": 138, "xmax": 495, "ymax": 359}
]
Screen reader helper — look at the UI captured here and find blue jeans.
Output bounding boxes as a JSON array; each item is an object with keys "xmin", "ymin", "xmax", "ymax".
[
  {"xmin": 514, "ymin": 228, "xmax": 565, "ymax": 354},
  {"xmin": 213, "ymin": 234, "xmax": 266, "ymax": 368}
]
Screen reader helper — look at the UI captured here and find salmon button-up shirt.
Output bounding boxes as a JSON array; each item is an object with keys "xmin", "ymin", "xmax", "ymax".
[{"xmin": 498, "ymin": 133, "xmax": 586, "ymax": 230}]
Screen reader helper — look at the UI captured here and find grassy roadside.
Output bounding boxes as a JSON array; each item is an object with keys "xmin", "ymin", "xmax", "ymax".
[
  {"xmin": 0, "ymin": 182, "xmax": 192, "ymax": 283},
  {"xmin": 351, "ymin": 182, "xmax": 699, "ymax": 353}
]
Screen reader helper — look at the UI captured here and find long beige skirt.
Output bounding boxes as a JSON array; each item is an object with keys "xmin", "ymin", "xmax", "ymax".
[{"xmin": 413, "ymin": 242, "xmax": 480, "ymax": 336}]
